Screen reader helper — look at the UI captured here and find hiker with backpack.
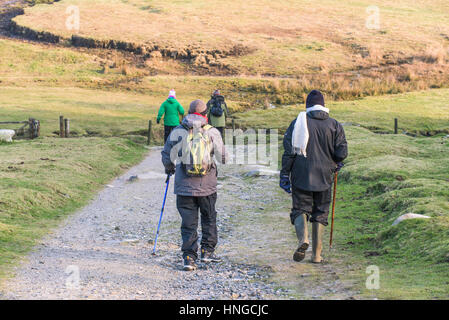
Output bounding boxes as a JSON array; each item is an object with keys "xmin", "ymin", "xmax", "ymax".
[
  {"xmin": 157, "ymin": 89, "xmax": 185, "ymax": 142},
  {"xmin": 207, "ymin": 90, "xmax": 229, "ymax": 138},
  {"xmin": 280, "ymin": 90, "xmax": 348, "ymax": 263},
  {"xmin": 161, "ymin": 99, "xmax": 227, "ymax": 271}
]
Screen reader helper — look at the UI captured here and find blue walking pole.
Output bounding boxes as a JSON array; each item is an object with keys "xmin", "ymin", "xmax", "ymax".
[{"xmin": 152, "ymin": 175, "xmax": 170, "ymax": 255}]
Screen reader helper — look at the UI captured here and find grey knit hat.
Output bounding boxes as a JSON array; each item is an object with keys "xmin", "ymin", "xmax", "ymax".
[{"xmin": 189, "ymin": 99, "xmax": 207, "ymax": 114}]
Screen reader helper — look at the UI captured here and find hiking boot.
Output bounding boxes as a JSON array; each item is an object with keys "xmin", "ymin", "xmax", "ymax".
[
  {"xmin": 312, "ymin": 222, "xmax": 324, "ymax": 263},
  {"xmin": 293, "ymin": 242, "xmax": 309, "ymax": 262},
  {"xmin": 183, "ymin": 256, "xmax": 197, "ymax": 271},
  {"xmin": 293, "ymin": 214, "xmax": 309, "ymax": 262},
  {"xmin": 200, "ymin": 249, "xmax": 221, "ymax": 263}
]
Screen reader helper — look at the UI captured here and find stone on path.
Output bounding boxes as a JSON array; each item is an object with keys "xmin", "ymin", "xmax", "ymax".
[{"xmin": 243, "ymin": 166, "xmax": 279, "ymax": 178}]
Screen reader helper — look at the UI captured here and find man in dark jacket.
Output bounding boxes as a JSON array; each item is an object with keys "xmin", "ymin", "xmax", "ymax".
[
  {"xmin": 161, "ymin": 99, "xmax": 227, "ymax": 271},
  {"xmin": 280, "ymin": 90, "xmax": 347, "ymax": 263}
]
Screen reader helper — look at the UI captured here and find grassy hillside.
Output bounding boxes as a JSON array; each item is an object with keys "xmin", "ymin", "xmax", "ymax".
[
  {"xmin": 0, "ymin": 137, "xmax": 147, "ymax": 278},
  {"xmin": 7, "ymin": 1, "xmax": 449, "ymax": 105},
  {"xmin": 14, "ymin": 0, "xmax": 449, "ymax": 75}
]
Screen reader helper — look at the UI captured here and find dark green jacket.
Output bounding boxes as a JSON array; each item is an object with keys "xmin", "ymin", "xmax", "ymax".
[
  {"xmin": 157, "ymin": 98, "xmax": 185, "ymax": 126},
  {"xmin": 207, "ymin": 95, "xmax": 228, "ymax": 128}
]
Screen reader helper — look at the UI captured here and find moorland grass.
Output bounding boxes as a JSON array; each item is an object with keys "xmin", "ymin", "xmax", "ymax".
[
  {"xmin": 14, "ymin": 0, "xmax": 449, "ymax": 76},
  {"xmin": 9, "ymin": 0, "xmax": 449, "ymax": 101},
  {"xmin": 332, "ymin": 127, "xmax": 449, "ymax": 299}
]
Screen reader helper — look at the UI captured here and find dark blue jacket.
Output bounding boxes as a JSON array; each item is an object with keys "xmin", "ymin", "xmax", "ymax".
[{"xmin": 281, "ymin": 111, "xmax": 348, "ymax": 191}]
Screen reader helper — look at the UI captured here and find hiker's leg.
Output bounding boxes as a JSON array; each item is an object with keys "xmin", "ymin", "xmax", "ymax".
[
  {"xmin": 291, "ymin": 187, "xmax": 312, "ymax": 261},
  {"xmin": 311, "ymin": 222, "xmax": 324, "ymax": 263},
  {"xmin": 310, "ymin": 188, "xmax": 332, "ymax": 263},
  {"xmin": 310, "ymin": 187, "xmax": 332, "ymax": 226},
  {"xmin": 164, "ymin": 125, "xmax": 176, "ymax": 143},
  {"xmin": 198, "ymin": 193, "xmax": 218, "ymax": 253},
  {"xmin": 216, "ymin": 127, "xmax": 224, "ymax": 139},
  {"xmin": 176, "ymin": 195, "xmax": 200, "ymax": 260},
  {"xmin": 291, "ymin": 186, "xmax": 312, "ymax": 228}
]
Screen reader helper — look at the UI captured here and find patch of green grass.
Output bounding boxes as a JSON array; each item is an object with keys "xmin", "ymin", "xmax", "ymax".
[
  {"xmin": 0, "ymin": 86, "xmax": 168, "ymax": 142},
  {"xmin": 0, "ymin": 137, "xmax": 147, "ymax": 278},
  {"xmin": 233, "ymin": 88, "xmax": 449, "ymax": 135},
  {"xmin": 0, "ymin": 39, "xmax": 103, "ymax": 82}
]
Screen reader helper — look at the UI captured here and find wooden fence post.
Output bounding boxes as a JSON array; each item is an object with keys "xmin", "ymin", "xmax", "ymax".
[
  {"xmin": 394, "ymin": 118, "xmax": 398, "ymax": 134},
  {"xmin": 147, "ymin": 120, "xmax": 152, "ymax": 145},
  {"xmin": 59, "ymin": 116, "xmax": 65, "ymax": 138},
  {"xmin": 64, "ymin": 119, "xmax": 70, "ymax": 138},
  {"xmin": 28, "ymin": 118, "xmax": 34, "ymax": 139},
  {"xmin": 28, "ymin": 118, "xmax": 40, "ymax": 139}
]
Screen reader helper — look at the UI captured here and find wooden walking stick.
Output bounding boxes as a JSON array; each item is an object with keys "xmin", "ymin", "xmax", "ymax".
[{"xmin": 329, "ymin": 171, "xmax": 339, "ymax": 248}]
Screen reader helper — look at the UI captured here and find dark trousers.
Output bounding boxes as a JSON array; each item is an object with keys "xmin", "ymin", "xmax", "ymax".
[
  {"xmin": 164, "ymin": 125, "xmax": 177, "ymax": 143},
  {"xmin": 290, "ymin": 186, "xmax": 332, "ymax": 226},
  {"xmin": 216, "ymin": 127, "xmax": 225, "ymax": 140},
  {"xmin": 176, "ymin": 193, "xmax": 218, "ymax": 259}
]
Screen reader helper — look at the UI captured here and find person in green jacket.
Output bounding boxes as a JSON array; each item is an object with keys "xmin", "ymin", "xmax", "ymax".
[
  {"xmin": 207, "ymin": 90, "xmax": 228, "ymax": 139},
  {"xmin": 157, "ymin": 89, "xmax": 185, "ymax": 142}
]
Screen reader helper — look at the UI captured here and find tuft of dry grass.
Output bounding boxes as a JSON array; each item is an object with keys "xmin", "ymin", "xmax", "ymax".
[{"xmin": 421, "ymin": 45, "xmax": 448, "ymax": 64}]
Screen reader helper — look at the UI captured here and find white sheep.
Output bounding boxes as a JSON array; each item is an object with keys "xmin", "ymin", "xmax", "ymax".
[{"xmin": 0, "ymin": 129, "xmax": 16, "ymax": 142}]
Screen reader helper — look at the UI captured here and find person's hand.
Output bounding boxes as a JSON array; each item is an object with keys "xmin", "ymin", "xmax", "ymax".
[
  {"xmin": 156, "ymin": 119, "xmax": 160, "ymax": 124},
  {"xmin": 165, "ymin": 165, "xmax": 175, "ymax": 176},
  {"xmin": 279, "ymin": 175, "xmax": 291, "ymax": 194},
  {"xmin": 335, "ymin": 162, "xmax": 344, "ymax": 172}
]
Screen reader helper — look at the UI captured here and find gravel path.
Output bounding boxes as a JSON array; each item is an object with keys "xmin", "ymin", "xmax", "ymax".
[{"xmin": 0, "ymin": 148, "xmax": 279, "ymax": 300}]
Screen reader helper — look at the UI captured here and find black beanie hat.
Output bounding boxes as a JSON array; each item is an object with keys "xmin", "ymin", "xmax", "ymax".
[{"xmin": 306, "ymin": 90, "xmax": 325, "ymax": 108}]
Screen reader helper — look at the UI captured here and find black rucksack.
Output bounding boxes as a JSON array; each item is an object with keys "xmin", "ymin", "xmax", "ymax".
[{"xmin": 210, "ymin": 97, "xmax": 224, "ymax": 117}]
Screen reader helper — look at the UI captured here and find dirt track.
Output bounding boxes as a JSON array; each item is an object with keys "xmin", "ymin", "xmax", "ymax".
[
  {"xmin": 0, "ymin": 148, "xmax": 281, "ymax": 300},
  {"xmin": 0, "ymin": 145, "xmax": 359, "ymax": 300}
]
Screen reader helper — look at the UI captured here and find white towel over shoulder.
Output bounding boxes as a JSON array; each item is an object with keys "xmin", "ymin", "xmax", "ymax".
[{"xmin": 292, "ymin": 105, "xmax": 329, "ymax": 157}]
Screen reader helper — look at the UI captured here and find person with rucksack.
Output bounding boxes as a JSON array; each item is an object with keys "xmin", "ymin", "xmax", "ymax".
[
  {"xmin": 157, "ymin": 89, "xmax": 185, "ymax": 142},
  {"xmin": 207, "ymin": 90, "xmax": 228, "ymax": 138},
  {"xmin": 161, "ymin": 99, "xmax": 227, "ymax": 271},
  {"xmin": 280, "ymin": 90, "xmax": 348, "ymax": 263}
]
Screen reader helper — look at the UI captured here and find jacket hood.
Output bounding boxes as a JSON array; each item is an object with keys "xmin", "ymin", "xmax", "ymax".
[
  {"xmin": 166, "ymin": 98, "xmax": 177, "ymax": 104},
  {"xmin": 307, "ymin": 110, "xmax": 329, "ymax": 120},
  {"xmin": 211, "ymin": 95, "xmax": 225, "ymax": 102},
  {"xmin": 182, "ymin": 113, "xmax": 208, "ymax": 129}
]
